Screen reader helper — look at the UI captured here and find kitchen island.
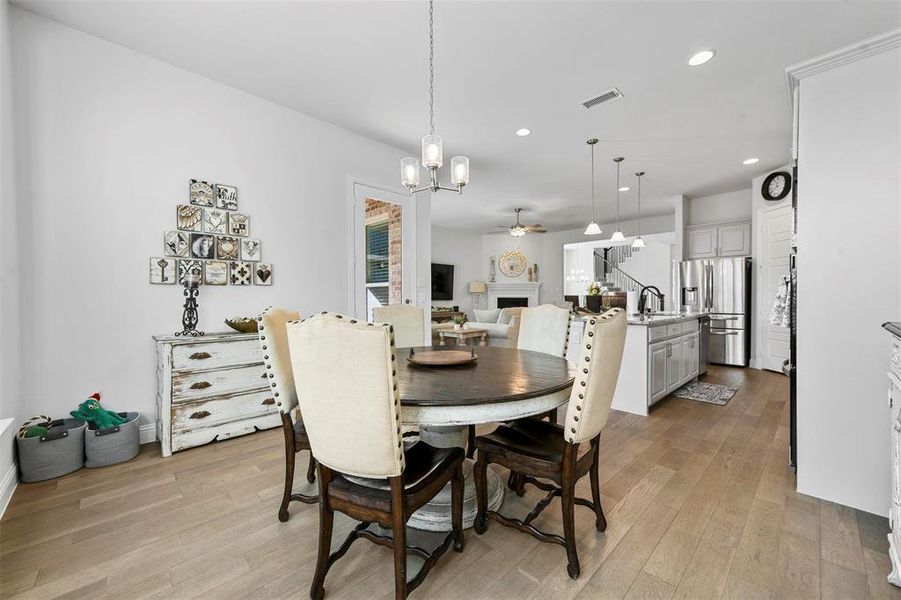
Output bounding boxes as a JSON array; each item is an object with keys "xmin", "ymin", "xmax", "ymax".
[{"xmin": 569, "ymin": 314, "xmax": 701, "ymax": 416}]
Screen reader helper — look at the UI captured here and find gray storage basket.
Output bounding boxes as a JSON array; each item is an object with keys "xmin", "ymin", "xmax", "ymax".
[
  {"xmin": 17, "ymin": 418, "xmax": 86, "ymax": 482},
  {"xmin": 84, "ymin": 412, "xmax": 140, "ymax": 468}
]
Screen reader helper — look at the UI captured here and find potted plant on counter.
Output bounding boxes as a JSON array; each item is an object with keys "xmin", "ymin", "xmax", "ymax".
[{"xmin": 452, "ymin": 315, "xmax": 466, "ymax": 330}]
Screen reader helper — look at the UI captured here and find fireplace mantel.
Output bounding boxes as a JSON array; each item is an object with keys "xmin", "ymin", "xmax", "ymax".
[{"xmin": 487, "ymin": 282, "xmax": 541, "ymax": 308}]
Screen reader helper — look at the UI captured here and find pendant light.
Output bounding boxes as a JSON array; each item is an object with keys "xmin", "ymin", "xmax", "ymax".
[
  {"xmin": 584, "ymin": 138, "xmax": 602, "ymax": 235},
  {"xmin": 631, "ymin": 171, "xmax": 647, "ymax": 249},
  {"xmin": 401, "ymin": 0, "xmax": 469, "ymax": 195},
  {"xmin": 610, "ymin": 157, "xmax": 625, "ymax": 241}
]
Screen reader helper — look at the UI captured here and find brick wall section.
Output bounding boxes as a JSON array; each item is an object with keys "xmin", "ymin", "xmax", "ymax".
[{"xmin": 364, "ymin": 198, "xmax": 403, "ymax": 304}]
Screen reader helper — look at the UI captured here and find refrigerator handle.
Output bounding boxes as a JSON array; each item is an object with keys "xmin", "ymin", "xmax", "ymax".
[{"xmin": 705, "ymin": 263, "xmax": 712, "ymax": 311}]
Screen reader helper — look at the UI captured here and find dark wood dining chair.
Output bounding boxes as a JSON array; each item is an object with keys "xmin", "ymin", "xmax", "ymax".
[
  {"xmin": 258, "ymin": 306, "xmax": 317, "ymax": 522},
  {"xmin": 473, "ymin": 308, "xmax": 627, "ymax": 579},
  {"xmin": 287, "ymin": 312, "xmax": 465, "ymax": 600}
]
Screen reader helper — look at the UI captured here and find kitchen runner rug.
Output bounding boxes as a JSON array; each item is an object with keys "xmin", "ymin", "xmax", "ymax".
[{"xmin": 671, "ymin": 381, "xmax": 738, "ymax": 406}]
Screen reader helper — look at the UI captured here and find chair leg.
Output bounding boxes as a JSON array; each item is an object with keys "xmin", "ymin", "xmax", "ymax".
[
  {"xmin": 306, "ymin": 453, "xmax": 317, "ymax": 484},
  {"xmin": 310, "ymin": 468, "xmax": 334, "ymax": 600},
  {"xmin": 466, "ymin": 425, "xmax": 476, "ymax": 459},
  {"xmin": 390, "ymin": 477, "xmax": 408, "ymax": 600},
  {"xmin": 546, "ymin": 408, "xmax": 558, "ymax": 424},
  {"xmin": 473, "ymin": 452, "xmax": 489, "ymax": 534},
  {"xmin": 452, "ymin": 463, "xmax": 465, "ymax": 552},
  {"xmin": 279, "ymin": 415, "xmax": 296, "ymax": 523},
  {"xmin": 589, "ymin": 438, "xmax": 606, "ymax": 532},
  {"xmin": 561, "ymin": 463, "xmax": 580, "ymax": 579}
]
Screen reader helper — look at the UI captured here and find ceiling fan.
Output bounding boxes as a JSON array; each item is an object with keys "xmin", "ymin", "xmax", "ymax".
[{"xmin": 498, "ymin": 208, "xmax": 547, "ymax": 237}]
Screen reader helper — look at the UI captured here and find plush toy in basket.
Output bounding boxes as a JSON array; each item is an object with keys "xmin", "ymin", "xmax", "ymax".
[{"xmin": 70, "ymin": 393, "xmax": 126, "ymax": 430}]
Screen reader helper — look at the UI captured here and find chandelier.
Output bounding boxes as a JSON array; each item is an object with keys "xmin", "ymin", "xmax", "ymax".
[
  {"xmin": 584, "ymin": 138, "xmax": 602, "ymax": 235},
  {"xmin": 401, "ymin": 0, "xmax": 470, "ymax": 194}
]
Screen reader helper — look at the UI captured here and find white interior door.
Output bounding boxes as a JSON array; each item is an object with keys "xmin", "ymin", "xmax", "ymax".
[
  {"xmin": 350, "ymin": 182, "xmax": 416, "ymax": 322},
  {"xmin": 758, "ymin": 205, "xmax": 792, "ymax": 371}
]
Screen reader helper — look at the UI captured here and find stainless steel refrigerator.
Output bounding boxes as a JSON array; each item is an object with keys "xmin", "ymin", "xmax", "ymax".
[{"xmin": 672, "ymin": 257, "xmax": 752, "ymax": 367}]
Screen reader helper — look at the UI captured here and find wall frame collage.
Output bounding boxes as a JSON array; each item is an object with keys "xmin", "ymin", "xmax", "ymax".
[{"xmin": 149, "ymin": 180, "xmax": 273, "ymax": 287}]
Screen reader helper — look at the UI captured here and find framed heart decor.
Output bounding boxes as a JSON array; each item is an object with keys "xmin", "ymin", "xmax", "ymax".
[{"xmin": 254, "ymin": 263, "xmax": 273, "ymax": 286}]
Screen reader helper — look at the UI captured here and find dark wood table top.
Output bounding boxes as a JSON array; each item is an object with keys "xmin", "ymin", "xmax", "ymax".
[{"xmin": 397, "ymin": 346, "xmax": 575, "ymax": 407}]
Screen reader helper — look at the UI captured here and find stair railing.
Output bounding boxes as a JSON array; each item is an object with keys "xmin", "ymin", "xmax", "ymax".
[{"xmin": 593, "ymin": 250, "xmax": 665, "ymax": 308}]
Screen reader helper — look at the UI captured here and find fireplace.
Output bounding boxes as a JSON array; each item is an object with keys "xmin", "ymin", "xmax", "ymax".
[
  {"xmin": 498, "ymin": 297, "xmax": 528, "ymax": 308},
  {"xmin": 487, "ymin": 282, "xmax": 541, "ymax": 309}
]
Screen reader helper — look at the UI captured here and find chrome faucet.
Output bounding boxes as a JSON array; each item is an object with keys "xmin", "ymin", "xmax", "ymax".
[{"xmin": 638, "ymin": 285, "xmax": 665, "ymax": 314}]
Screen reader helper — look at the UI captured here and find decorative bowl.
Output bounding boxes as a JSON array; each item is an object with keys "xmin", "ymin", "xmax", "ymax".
[{"xmin": 225, "ymin": 317, "xmax": 259, "ymax": 334}]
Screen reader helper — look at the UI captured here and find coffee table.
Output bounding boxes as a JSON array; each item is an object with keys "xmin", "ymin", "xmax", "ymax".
[{"xmin": 438, "ymin": 327, "xmax": 488, "ymax": 346}]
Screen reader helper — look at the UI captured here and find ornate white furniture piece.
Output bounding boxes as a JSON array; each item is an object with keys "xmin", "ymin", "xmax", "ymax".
[
  {"xmin": 154, "ymin": 332, "xmax": 278, "ymax": 457},
  {"xmin": 883, "ymin": 322, "xmax": 901, "ymax": 587}
]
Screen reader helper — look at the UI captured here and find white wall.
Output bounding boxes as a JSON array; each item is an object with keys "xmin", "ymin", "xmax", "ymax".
[
  {"xmin": 10, "ymin": 9, "xmax": 426, "ymax": 430},
  {"xmin": 685, "ymin": 189, "xmax": 752, "ymax": 226},
  {"xmin": 0, "ymin": 0, "xmax": 20, "ymax": 508},
  {"xmin": 431, "ymin": 225, "xmax": 481, "ymax": 318},
  {"xmin": 796, "ymin": 46, "xmax": 900, "ymax": 516}
]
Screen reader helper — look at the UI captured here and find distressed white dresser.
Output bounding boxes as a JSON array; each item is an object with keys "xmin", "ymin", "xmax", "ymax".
[
  {"xmin": 884, "ymin": 322, "xmax": 901, "ymax": 587},
  {"xmin": 154, "ymin": 332, "xmax": 279, "ymax": 457}
]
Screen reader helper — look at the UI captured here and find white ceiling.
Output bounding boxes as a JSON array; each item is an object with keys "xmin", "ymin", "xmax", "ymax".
[{"xmin": 15, "ymin": 0, "xmax": 901, "ymax": 232}]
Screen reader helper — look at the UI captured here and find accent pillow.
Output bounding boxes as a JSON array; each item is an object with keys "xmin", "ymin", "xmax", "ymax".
[
  {"xmin": 497, "ymin": 308, "xmax": 513, "ymax": 325},
  {"xmin": 473, "ymin": 308, "xmax": 500, "ymax": 324}
]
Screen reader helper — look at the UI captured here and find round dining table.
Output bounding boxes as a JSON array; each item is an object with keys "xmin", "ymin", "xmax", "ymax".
[{"xmin": 396, "ymin": 345, "xmax": 575, "ymax": 531}]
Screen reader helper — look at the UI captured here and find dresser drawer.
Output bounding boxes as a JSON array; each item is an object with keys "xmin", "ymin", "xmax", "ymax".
[
  {"xmin": 172, "ymin": 363, "xmax": 269, "ymax": 402},
  {"xmin": 667, "ymin": 324, "xmax": 682, "ymax": 338},
  {"xmin": 171, "ymin": 412, "xmax": 280, "ymax": 453},
  {"xmin": 681, "ymin": 320, "xmax": 698, "ymax": 334},
  {"xmin": 171, "ymin": 339, "xmax": 262, "ymax": 371},
  {"xmin": 171, "ymin": 389, "xmax": 277, "ymax": 433},
  {"xmin": 648, "ymin": 326, "xmax": 667, "ymax": 342}
]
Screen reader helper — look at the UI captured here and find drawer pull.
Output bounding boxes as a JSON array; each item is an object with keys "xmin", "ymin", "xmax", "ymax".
[
  {"xmin": 261, "ymin": 398, "xmax": 276, "ymax": 406},
  {"xmin": 190, "ymin": 411, "xmax": 211, "ymax": 420},
  {"xmin": 189, "ymin": 352, "xmax": 212, "ymax": 360},
  {"xmin": 189, "ymin": 381, "xmax": 212, "ymax": 390}
]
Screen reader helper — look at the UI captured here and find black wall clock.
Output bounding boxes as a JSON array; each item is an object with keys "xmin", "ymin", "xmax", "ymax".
[{"xmin": 762, "ymin": 171, "xmax": 792, "ymax": 201}]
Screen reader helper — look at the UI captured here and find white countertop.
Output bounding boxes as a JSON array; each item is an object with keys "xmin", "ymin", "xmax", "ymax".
[{"xmin": 574, "ymin": 312, "xmax": 703, "ymax": 326}]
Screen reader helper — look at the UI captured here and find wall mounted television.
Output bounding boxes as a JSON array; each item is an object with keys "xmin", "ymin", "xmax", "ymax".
[{"xmin": 431, "ymin": 263, "xmax": 454, "ymax": 301}]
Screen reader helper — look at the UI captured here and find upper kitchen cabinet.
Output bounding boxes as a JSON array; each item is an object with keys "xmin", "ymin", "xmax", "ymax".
[{"xmin": 686, "ymin": 220, "xmax": 751, "ymax": 259}]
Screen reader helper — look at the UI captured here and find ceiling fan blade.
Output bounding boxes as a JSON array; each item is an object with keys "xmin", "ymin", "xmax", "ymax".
[{"xmin": 524, "ymin": 225, "xmax": 547, "ymax": 233}]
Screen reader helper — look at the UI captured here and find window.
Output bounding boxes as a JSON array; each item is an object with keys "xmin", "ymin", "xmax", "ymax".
[{"xmin": 365, "ymin": 220, "xmax": 390, "ymax": 320}]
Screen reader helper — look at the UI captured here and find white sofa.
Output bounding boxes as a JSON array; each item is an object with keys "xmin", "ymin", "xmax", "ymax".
[{"xmin": 463, "ymin": 307, "xmax": 523, "ymax": 343}]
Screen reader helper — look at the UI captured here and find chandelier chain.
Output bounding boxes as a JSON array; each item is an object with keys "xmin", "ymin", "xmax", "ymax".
[{"xmin": 428, "ymin": 0, "xmax": 435, "ymax": 135}]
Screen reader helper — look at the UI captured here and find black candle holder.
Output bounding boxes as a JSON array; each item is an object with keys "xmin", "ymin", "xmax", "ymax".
[{"xmin": 175, "ymin": 279, "xmax": 204, "ymax": 337}]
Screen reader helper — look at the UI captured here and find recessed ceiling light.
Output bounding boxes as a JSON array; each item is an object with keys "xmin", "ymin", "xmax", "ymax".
[
  {"xmin": 516, "ymin": 128, "xmax": 532, "ymax": 137},
  {"xmin": 742, "ymin": 157, "xmax": 759, "ymax": 165},
  {"xmin": 688, "ymin": 50, "xmax": 716, "ymax": 66},
  {"xmin": 618, "ymin": 186, "xmax": 630, "ymax": 192}
]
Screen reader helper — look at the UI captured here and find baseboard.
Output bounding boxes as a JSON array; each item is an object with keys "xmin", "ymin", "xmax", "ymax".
[
  {"xmin": 0, "ymin": 460, "xmax": 18, "ymax": 519},
  {"xmin": 139, "ymin": 423, "xmax": 157, "ymax": 445}
]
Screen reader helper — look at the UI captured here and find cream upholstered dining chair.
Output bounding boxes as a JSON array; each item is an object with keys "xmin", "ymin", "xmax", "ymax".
[
  {"xmin": 473, "ymin": 308, "xmax": 627, "ymax": 579},
  {"xmin": 287, "ymin": 312, "xmax": 465, "ymax": 600},
  {"xmin": 517, "ymin": 303, "xmax": 572, "ymax": 358},
  {"xmin": 372, "ymin": 304, "xmax": 425, "ymax": 347},
  {"xmin": 257, "ymin": 306, "xmax": 317, "ymax": 522}
]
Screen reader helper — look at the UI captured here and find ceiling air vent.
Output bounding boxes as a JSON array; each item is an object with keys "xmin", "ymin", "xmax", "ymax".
[{"xmin": 582, "ymin": 88, "xmax": 624, "ymax": 109}]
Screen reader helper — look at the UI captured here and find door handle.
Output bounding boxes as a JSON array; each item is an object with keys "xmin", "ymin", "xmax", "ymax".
[{"xmin": 710, "ymin": 331, "xmax": 739, "ymax": 336}]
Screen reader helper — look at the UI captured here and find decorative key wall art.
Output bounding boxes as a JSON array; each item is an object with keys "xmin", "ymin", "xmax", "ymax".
[{"xmin": 149, "ymin": 180, "xmax": 274, "ymax": 286}]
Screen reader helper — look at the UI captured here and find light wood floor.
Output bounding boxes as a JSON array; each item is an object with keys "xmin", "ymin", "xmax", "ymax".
[{"xmin": 1, "ymin": 366, "xmax": 897, "ymax": 599}]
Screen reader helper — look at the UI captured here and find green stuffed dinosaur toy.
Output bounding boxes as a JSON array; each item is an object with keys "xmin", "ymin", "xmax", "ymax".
[{"xmin": 71, "ymin": 393, "xmax": 126, "ymax": 430}]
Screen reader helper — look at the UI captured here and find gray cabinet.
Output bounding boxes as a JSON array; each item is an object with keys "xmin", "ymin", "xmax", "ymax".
[
  {"xmin": 686, "ymin": 220, "xmax": 751, "ymax": 259},
  {"xmin": 649, "ymin": 341, "xmax": 669, "ymax": 403}
]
